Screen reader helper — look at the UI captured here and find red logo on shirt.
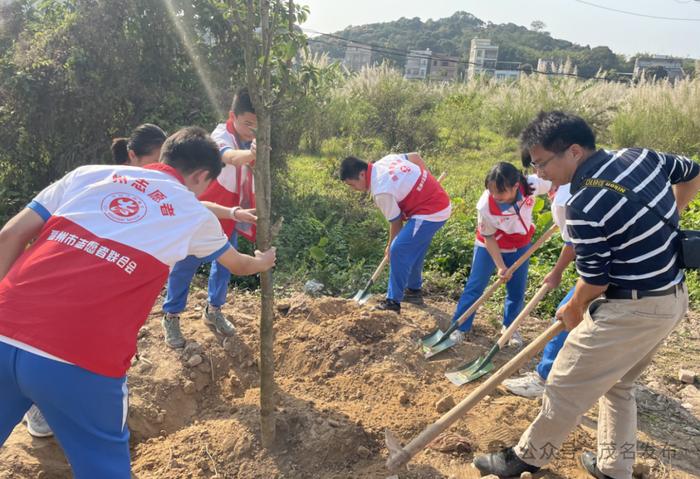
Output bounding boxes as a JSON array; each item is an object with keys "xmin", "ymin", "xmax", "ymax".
[{"xmin": 101, "ymin": 193, "xmax": 147, "ymax": 224}]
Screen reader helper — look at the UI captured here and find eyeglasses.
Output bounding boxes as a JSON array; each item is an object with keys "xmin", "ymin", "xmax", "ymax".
[
  {"xmin": 530, "ymin": 146, "xmax": 571, "ymax": 171},
  {"xmin": 531, "ymin": 153, "xmax": 557, "ymax": 171}
]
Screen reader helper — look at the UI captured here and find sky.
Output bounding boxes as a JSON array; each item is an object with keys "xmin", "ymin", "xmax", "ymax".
[{"xmin": 299, "ymin": 0, "xmax": 700, "ymax": 59}]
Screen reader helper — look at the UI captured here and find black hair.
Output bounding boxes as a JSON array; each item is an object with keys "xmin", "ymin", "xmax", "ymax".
[
  {"xmin": 111, "ymin": 123, "xmax": 166, "ymax": 165},
  {"xmin": 520, "ymin": 148, "xmax": 533, "ymax": 169},
  {"xmin": 485, "ymin": 162, "xmax": 534, "ymax": 197},
  {"xmin": 339, "ymin": 156, "xmax": 369, "ymax": 181},
  {"xmin": 160, "ymin": 127, "xmax": 222, "ymax": 180},
  {"xmin": 111, "ymin": 138, "xmax": 130, "ymax": 165},
  {"xmin": 231, "ymin": 87, "xmax": 255, "ymax": 116},
  {"xmin": 519, "ymin": 110, "xmax": 596, "ymax": 167}
]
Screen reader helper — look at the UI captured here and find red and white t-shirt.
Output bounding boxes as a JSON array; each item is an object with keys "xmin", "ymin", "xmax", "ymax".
[
  {"xmin": 475, "ymin": 174, "xmax": 551, "ymax": 251},
  {"xmin": 368, "ymin": 154, "xmax": 451, "ymax": 222},
  {"xmin": 551, "ymin": 183, "xmax": 572, "ymax": 243},
  {"xmin": 199, "ymin": 122, "xmax": 256, "ymax": 241},
  {"xmin": 0, "ymin": 164, "xmax": 230, "ymax": 377}
]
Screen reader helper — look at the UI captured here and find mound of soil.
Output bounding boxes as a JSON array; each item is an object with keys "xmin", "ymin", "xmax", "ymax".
[{"xmin": 2, "ymin": 290, "xmax": 698, "ymax": 478}]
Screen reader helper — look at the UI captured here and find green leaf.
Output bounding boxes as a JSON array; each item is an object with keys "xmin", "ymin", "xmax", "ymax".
[
  {"xmin": 536, "ymin": 211, "xmax": 553, "ymax": 230},
  {"xmin": 533, "ymin": 196, "xmax": 545, "ymax": 213},
  {"xmin": 309, "ymin": 246, "xmax": 326, "ymax": 261}
]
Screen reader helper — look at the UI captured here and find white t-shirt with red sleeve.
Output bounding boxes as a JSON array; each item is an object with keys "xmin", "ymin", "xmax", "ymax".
[
  {"xmin": 0, "ymin": 163, "xmax": 230, "ymax": 377},
  {"xmin": 199, "ymin": 123, "xmax": 255, "ymax": 240},
  {"xmin": 475, "ymin": 174, "xmax": 552, "ymax": 251},
  {"xmin": 368, "ymin": 154, "xmax": 451, "ymax": 223}
]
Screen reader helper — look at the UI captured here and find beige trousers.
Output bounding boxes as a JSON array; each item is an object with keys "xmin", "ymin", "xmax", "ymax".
[{"xmin": 514, "ymin": 284, "xmax": 688, "ymax": 479}]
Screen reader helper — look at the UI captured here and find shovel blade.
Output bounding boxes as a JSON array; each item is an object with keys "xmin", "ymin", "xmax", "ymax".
[
  {"xmin": 445, "ymin": 359, "xmax": 495, "ymax": 386},
  {"xmin": 385, "ymin": 428, "xmax": 410, "ymax": 471},
  {"xmin": 422, "ymin": 335, "xmax": 457, "ymax": 359},
  {"xmin": 451, "ymin": 355, "xmax": 487, "ymax": 376},
  {"xmin": 353, "ymin": 288, "xmax": 371, "ymax": 304},
  {"xmin": 420, "ymin": 328, "xmax": 445, "ymax": 348}
]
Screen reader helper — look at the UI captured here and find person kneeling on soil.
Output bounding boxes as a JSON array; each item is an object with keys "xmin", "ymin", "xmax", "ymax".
[
  {"xmin": 0, "ymin": 127, "xmax": 276, "ymax": 479},
  {"xmin": 340, "ymin": 153, "xmax": 451, "ymax": 313}
]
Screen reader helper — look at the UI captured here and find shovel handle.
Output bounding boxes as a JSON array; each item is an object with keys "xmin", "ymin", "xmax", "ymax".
[
  {"xmin": 496, "ymin": 283, "xmax": 551, "ymax": 349},
  {"xmin": 386, "ymin": 320, "xmax": 566, "ymax": 471},
  {"xmin": 453, "ymin": 223, "xmax": 558, "ymax": 329},
  {"xmin": 369, "ymin": 255, "xmax": 390, "ymax": 283}
]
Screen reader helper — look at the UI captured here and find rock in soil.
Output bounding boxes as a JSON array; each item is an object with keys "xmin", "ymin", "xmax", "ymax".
[
  {"xmin": 435, "ymin": 394, "xmax": 456, "ymax": 413},
  {"xmin": 679, "ymin": 368, "xmax": 696, "ymax": 384}
]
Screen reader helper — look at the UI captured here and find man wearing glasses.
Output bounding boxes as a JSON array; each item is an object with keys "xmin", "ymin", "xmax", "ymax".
[{"xmin": 474, "ymin": 111, "xmax": 700, "ymax": 479}]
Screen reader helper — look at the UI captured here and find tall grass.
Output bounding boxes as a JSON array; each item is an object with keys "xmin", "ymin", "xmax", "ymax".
[
  {"xmin": 609, "ymin": 79, "xmax": 700, "ymax": 156},
  {"xmin": 307, "ymin": 68, "xmax": 700, "ymax": 157},
  {"xmin": 278, "ymin": 68, "xmax": 700, "ymax": 310}
]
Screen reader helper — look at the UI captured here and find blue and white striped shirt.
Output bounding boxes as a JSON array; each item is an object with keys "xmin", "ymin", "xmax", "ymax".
[{"xmin": 566, "ymin": 148, "xmax": 699, "ymax": 290}]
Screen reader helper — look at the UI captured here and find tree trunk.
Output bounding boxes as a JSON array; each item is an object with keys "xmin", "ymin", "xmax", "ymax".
[{"xmin": 254, "ymin": 110, "xmax": 276, "ymax": 448}]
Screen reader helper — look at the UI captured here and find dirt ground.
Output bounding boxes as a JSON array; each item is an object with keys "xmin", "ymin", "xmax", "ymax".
[{"xmin": 1, "ymin": 288, "xmax": 699, "ymax": 479}]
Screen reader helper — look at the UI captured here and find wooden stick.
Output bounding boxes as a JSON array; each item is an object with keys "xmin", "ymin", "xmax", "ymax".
[
  {"xmin": 387, "ymin": 320, "xmax": 566, "ymax": 471},
  {"xmin": 495, "ymin": 283, "xmax": 551, "ymax": 349}
]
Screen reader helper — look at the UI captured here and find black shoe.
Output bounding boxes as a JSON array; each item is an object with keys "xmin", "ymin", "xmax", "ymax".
[
  {"xmin": 580, "ymin": 451, "xmax": 614, "ymax": 479},
  {"xmin": 374, "ymin": 298, "xmax": 401, "ymax": 313},
  {"xmin": 473, "ymin": 447, "xmax": 540, "ymax": 477},
  {"xmin": 403, "ymin": 288, "xmax": 424, "ymax": 305}
]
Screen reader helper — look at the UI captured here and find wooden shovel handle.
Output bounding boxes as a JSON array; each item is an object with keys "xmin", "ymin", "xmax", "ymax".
[
  {"xmin": 496, "ymin": 283, "xmax": 551, "ymax": 349},
  {"xmin": 369, "ymin": 255, "xmax": 390, "ymax": 282},
  {"xmin": 386, "ymin": 320, "xmax": 566, "ymax": 471},
  {"xmin": 454, "ymin": 223, "xmax": 558, "ymax": 328}
]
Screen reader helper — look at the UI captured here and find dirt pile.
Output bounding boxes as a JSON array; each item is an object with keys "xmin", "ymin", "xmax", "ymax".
[{"xmin": 1, "ymin": 291, "xmax": 698, "ymax": 478}]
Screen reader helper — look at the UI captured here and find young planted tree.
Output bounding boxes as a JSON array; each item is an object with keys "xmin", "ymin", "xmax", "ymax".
[{"xmin": 223, "ymin": 0, "xmax": 310, "ymax": 448}]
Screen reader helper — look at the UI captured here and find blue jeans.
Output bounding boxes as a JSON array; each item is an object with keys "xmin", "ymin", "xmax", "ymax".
[
  {"xmin": 452, "ymin": 244, "xmax": 530, "ymax": 332},
  {"xmin": 535, "ymin": 285, "xmax": 574, "ymax": 380},
  {"xmin": 0, "ymin": 342, "xmax": 130, "ymax": 478},
  {"xmin": 387, "ymin": 219, "xmax": 446, "ymax": 302},
  {"xmin": 163, "ymin": 233, "xmax": 238, "ymax": 313}
]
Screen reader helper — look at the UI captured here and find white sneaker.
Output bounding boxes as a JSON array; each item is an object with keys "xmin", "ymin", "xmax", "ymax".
[
  {"xmin": 502, "ymin": 326, "xmax": 523, "ymax": 348},
  {"xmin": 449, "ymin": 330, "xmax": 467, "ymax": 344},
  {"xmin": 503, "ymin": 372, "xmax": 546, "ymax": 399},
  {"xmin": 25, "ymin": 405, "xmax": 53, "ymax": 438}
]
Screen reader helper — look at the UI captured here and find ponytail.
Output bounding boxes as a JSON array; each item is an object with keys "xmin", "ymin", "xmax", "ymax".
[
  {"xmin": 111, "ymin": 138, "xmax": 129, "ymax": 164},
  {"xmin": 484, "ymin": 162, "xmax": 533, "ymax": 196},
  {"xmin": 110, "ymin": 123, "xmax": 166, "ymax": 165}
]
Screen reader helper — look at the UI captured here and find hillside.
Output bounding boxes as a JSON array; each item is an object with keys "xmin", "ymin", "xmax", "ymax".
[{"xmin": 309, "ymin": 11, "xmax": 633, "ymax": 77}]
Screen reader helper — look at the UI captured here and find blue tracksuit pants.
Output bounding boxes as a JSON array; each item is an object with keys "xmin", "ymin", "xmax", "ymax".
[
  {"xmin": 163, "ymin": 233, "xmax": 238, "ymax": 313},
  {"xmin": 535, "ymin": 285, "xmax": 574, "ymax": 380},
  {"xmin": 386, "ymin": 219, "xmax": 446, "ymax": 302},
  {"xmin": 0, "ymin": 342, "xmax": 130, "ymax": 478},
  {"xmin": 452, "ymin": 244, "xmax": 530, "ymax": 332}
]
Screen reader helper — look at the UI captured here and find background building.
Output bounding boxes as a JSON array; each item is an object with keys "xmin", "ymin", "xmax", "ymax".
[
  {"xmin": 342, "ymin": 43, "xmax": 373, "ymax": 72},
  {"xmin": 404, "ymin": 49, "xmax": 431, "ymax": 80}
]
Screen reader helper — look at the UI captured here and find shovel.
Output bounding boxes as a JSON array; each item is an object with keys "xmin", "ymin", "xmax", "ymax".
[
  {"xmin": 353, "ymin": 255, "xmax": 389, "ymax": 305},
  {"xmin": 386, "ymin": 320, "xmax": 567, "ymax": 472},
  {"xmin": 445, "ymin": 283, "xmax": 551, "ymax": 385},
  {"xmin": 353, "ymin": 171, "xmax": 447, "ymax": 306},
  {"xmin": 421, "ymin": 224, "xmax": 558, "ymax": 359}
]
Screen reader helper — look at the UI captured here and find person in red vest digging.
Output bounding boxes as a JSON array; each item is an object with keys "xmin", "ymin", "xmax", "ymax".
[{"xmin": 340, "ymin": 153, "xmax": 451, "ymax": 313}]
